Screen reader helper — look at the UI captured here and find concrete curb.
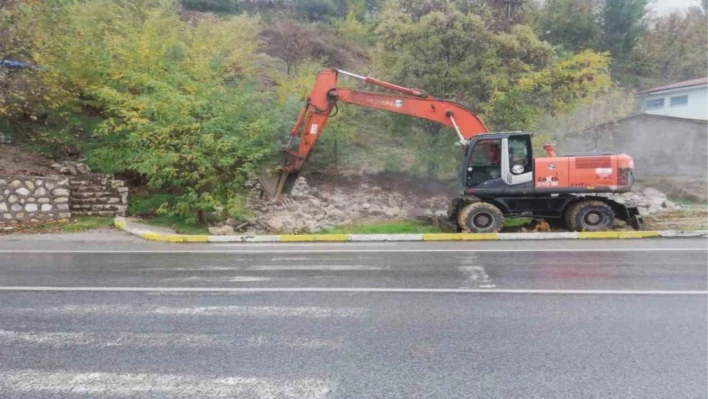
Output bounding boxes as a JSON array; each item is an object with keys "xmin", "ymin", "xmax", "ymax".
[{"xmin": 114, "ymin": 217, "xmax": 708, "ymax": 244}]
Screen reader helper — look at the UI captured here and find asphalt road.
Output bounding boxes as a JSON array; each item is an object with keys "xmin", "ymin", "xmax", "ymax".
[{"xmin": 0, "ymin": 236, "xmax": 706, "ymax": 398}]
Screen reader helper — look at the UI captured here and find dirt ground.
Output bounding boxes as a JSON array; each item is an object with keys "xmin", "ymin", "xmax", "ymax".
[{"xmin": 0, "ymin": 144, "xmax": 57, "ymax": 175}]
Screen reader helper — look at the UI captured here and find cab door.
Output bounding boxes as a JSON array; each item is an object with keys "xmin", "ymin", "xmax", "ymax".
[{"xmin": 501, "ymin": 135, "xmax": 533, "ymax": 186}]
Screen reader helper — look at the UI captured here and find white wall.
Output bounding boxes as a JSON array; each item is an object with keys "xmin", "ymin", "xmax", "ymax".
[{"xmin": 640, "ymin": 85, "xmax": 708, "ymax": 120}]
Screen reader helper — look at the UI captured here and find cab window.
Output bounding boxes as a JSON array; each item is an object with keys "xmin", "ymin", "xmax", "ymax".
[
  {"xmin": 469, "ymin": 139, "xmax": 501, "ymax": 166},
  {"xmin": 509, "ymin": 136, "xmax": 531, "ymax": 174}
]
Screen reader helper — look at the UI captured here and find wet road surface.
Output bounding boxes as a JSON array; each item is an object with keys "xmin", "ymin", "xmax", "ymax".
[{"xmin": 0, "ymin": 238, "xmax": 706, "ymax": 398}]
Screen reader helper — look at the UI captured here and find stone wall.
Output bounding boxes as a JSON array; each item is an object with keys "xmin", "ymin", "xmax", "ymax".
[
  {"xmin": 0, "ymin": 175, "xmax": 71, "ymax": 225},
  {"xmin": 69, "ymin": 175, "xmax": 128, "ymax": 217}
]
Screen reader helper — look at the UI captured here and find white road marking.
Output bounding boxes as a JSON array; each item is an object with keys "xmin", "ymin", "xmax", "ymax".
[
  {"xmin": 269, "ymin": 257, "xmax": 365, "ymax": 261},
  {"xmin": 165, "ymin": 276, "xmax": 271, "ymax": 282},
  {"xmin": 150, "ymin": 265, "xmax": 384, "ymax": 272},
  {"xmin": 0, "ymin": 286, "xmax": 705, "ymax": 295},
  {"xmin": 8, "ymin": 304, "xmax": 367, "ymax": 318},
  {"xmin": 249, "ymin": 265, "xmax": 384, "ymax": 271},
  {"xmin": 0, "ymin": 247, "xmax": 705, "ymax": 254},
  {"xmin": 0, "ymin": 371, "xmax": 332, "ymax": 398},
  {"xmin": 458, "ymin": 266, "xmax": 496, "ymax": 288},
  {"xmin": 0, "ymin": 330, "xmax": 343, "ymax": 350}
]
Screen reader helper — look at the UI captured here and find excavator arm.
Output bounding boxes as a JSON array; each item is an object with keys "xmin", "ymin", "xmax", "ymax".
[{"xmin": 260, "ymin": 68, "xmax": 489, "ymax": 197}]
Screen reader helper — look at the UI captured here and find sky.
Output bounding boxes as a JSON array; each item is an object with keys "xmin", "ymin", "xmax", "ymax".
[{"xmin": 652, "ymin": 0, "xmax": 701, "ymax": 14}]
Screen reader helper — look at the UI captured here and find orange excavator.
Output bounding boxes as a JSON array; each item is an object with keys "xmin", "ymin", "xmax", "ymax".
[{"xmin": 260, "ymin": 68, "xmax": 645, "ymax": 232}]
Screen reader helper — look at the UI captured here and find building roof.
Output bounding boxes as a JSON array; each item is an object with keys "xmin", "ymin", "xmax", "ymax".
[
  {"xmin": 592, "ymin": 113, "xmax": 707, "ymax": 132},
  {"xmin": 637, "ymin": 77, "xmax": 708, "ymax": 95}
]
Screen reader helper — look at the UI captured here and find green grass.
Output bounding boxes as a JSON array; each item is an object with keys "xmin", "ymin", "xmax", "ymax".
[
  {"xmin": 503, "ymin": 217, "xmax": 534, "ymax": 228},
  {"xmin": 61, "ymin": 217, "xmax": 115, "ymax": 233},
  {"xmin": 140, "ymin": 215, "xmax": 209, "ymax": 235},
  {"xmin": 128, "ymin": 193, "xmax": 179, "ymax": 216},
  {"xmin": 127, "ymin": 192, "xmax": 208, "ymax": 235},
  {"xmin": 322, "ymin": 220, "xmax": 442, "ymax": 234}
]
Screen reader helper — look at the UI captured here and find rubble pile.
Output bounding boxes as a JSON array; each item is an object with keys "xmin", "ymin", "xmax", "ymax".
[
  {"xmin": 601, "ymin": 187, "xmax": 681, "ymax": 215},
  {"xmin": 208, "ymin": 176, "xmax": 450, "ymax": 235},
  {"xmin": 208, "ymin": 175, "xmax": 683, "ymax": 235}
]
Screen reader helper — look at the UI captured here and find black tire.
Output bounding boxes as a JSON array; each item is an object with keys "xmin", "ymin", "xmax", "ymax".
[
  {"xmin": 566, "ymin": 200, "xmax": 615, "ymax": 232},
  {"xmin": 457, "ymin": 202, "xmax": 504, "ymax": 233},
  {"xmin": 564, "ymin": 201, "xmax": 581, "ymax": 231}
]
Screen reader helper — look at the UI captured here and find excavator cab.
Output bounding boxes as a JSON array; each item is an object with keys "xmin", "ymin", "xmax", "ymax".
[{"xmin": 461, "ymin": 133, "xmax": 534, "ymax": 191}]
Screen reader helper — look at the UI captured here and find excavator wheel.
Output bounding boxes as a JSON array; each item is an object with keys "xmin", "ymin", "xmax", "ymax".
[
  {"xmin": 457, "ymin": 202, "xmax": 504, "ymax": 233},
  {"xmin": 565, "ymin": 200, "xmax": 615, "ymax": 232}
]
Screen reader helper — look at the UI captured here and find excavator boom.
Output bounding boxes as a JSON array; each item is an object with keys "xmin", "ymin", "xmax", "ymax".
[{"xmin": 260, "ymin": 68, "xmax": 489, "ymax": 198}]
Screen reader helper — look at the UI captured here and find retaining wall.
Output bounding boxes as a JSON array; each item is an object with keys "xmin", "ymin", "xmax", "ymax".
[{"xmin": 0, "ymin": 175, "xmax": 71, "ymax": 225}]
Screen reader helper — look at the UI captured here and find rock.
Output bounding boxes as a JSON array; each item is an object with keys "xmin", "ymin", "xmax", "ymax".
[
  {"xmin": 208, "ymin": 226, "xmax": 225, "ymax": 235},
  {"xmin": 642, "ymin": 187, "xmax": 664, "ymax": 198},
  {"xmin": 25, "ymin": 203, "xmax": 38, "ymax": 212},
  {"xmin": 15, "ymin": 187, "xmax": 30, "ymax": 196},
  {"xmin": 7, "ymin": 194, "xmax": 17, "ymax": 204},
  {"xmin": 76, "ymin": 163, "xmax": 91, "ymax": 174},
  {"xmin": 58, "ymin": 212, "xmax": 71, "ymax": 219},
  {"xmin": 10, "ymin": 204, "xmax": 22, "ymax": 212},
  {"xmin": 434, "ymin": 210, "xmax": 447, "ymax": 218},
  {"xmin": 8, "ymin": 180, "xmax": 22, "ymax": 189},
  {"xmin": 37, "ymin": 198, "xmax": 51, "ymax": 203},
  {"xmin": 35, "ymin": 180, "xmax": 43, "ymax": 187},
  {"xmin": 2, "ymin": 213, "xmax": 11, "ymax": 219},
  {"xmin": 0, "ymin": 179, "xmax": 6, "ymax": 186},
  {"xmin": 34, "ymin": 187, "xmax": 47, "ymax": 196},
  {"xmin": 45, "ymin": 183, "xmax": 55, "ymax": 190},
  {"xmin": 0, "ymin": 203, "xmax": 6, "ymax": 212},
  {"xmin": 53, "ymin": 197, "xmax": 68, "ymax": 203},
  {"xmin": 51, "ymin": 163, "xmax": 62, "ymax": 170},
  {"xmin": 327, "ymin": 208, "xmax": 346, "ymax": 219},
  {"xmin": 52, "ymin": 188, "xmax": 69, "ymax": 196},
  {"xmin": 24, "ymin": 181, "xmax": 35, "ymax": 191},
  {"xmin": 27, "ymin": 197, "xmax": 36, "ymax": 203},
  {"xmin": 15, "ymin": 212, "xmax": 24, "ymax": 218},
  {"xmin": 384, "ymin": 208, "xmax": 399, "ymax": 218},
  {"xmin": 361, "ymin": 203, "xmax": 371, "ymax": 210},
  {"xmin": 41, "ymin": 204, "xmax": 53, "ymax": 212},
  {"xmin": 266, "ymin": 216, "xmax": 284, "ymax": 231}
]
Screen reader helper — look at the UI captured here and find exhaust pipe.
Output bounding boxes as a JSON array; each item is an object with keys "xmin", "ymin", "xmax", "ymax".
[{"xmin": 543, "ymin": 143, "xmax": 557, "ymax": 158}]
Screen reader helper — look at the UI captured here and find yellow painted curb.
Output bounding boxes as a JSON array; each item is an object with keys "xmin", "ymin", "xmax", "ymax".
[
  {"xmin": 140, "ymin": 232, "xmax": 209, "ymax": 243},
  {"xmin": 578, "ymin": 231, "xmax": 660, "ymax": 239},
  {"xmin": 279, "ymin": 234, "xmax": 350, "ymax": 242},
  {"xmin": 423, "ymin": 233, "xmax": 499, "ymax": 241},
  {"xmin": 114, "ymin": 220, "xmax": 127, "ymax": 229}
]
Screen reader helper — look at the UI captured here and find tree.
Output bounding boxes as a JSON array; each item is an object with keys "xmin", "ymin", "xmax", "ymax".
[
  {"xmin": 262, "ymin": 17, "xmax": 316, "ymax": 75},
  {"xmin": 536, "ymin": 0, "xmax": 602, "ymax": 53},
  {"xmin": 602, "ymin": 0, "xmax": 649, "ymax": 64},
  {"xmin": 22, "ymin": 0, "xmax": 283, "ymax": 221},
  {"xmin": 627, "ymin": 7, "xmax": 708, "ymax": 87},
  {"xmin": 373, "ymin": 0, "xmax": 610, "ymax": 175}
]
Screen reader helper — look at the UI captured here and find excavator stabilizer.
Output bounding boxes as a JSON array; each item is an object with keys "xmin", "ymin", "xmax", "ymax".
[{"xmin": 258, "ymin": 167, "xmax": 300, "ymax": 199}]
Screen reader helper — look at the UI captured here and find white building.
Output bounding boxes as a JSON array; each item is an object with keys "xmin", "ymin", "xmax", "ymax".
[{"xmin": 638, "ymin": 77, "xmax": 708, "ymax": 121}]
